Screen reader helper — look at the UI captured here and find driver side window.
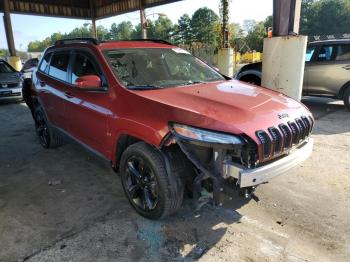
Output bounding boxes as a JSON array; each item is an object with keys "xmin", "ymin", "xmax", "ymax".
[
  {"xmin": 71, "ymin": 53, "xmax": 100, "ymax": 84},
  {"xmin": 316, "ymin": 45, "xmax": 334, "ymax": 62}
]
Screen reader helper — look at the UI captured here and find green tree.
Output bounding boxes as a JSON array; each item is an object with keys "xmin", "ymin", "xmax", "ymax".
[
  {"xmin": 131, "ymin": 23, "xmax": 142, "ymax": 39},
  {"xmin": 152, "ymin": 16, "xmax": 174, "ymax": 41},
  {"xmin": 264, "ymin": 16, "xmax": 273, "ymax": 29},
  {"xmin": 174, "ymin": 14, "xmax": 192, "ymax": 44},
  {"xmin": 300, "ymin": 0, "xmax": 350, "ymax": 35},
  {"xmin": 244, "ymin": 21, "xmax": 267, "ymax": 52},
  {"xmin": 0, "ymin": 49, "xmax": 8, "ymax": 58},
  {"xmin": 108, "ymin": 21, "xmax": 133, "ymax": 40},
  {"xmin": 191, "ymin": 7, "xmax": 219, "ymax": 46}
]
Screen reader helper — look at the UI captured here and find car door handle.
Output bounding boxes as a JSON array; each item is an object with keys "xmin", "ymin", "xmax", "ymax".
[
  {"xmin": 39, "ymin": 81, "xmax": 46, "ymax": 87},
  {"xmin": 343, "ymin": 65, "xmax": 350, "ymax": 70},
  {"xmin": 65, "ymin": 91, "xmax": 73, "ymax": 98}
]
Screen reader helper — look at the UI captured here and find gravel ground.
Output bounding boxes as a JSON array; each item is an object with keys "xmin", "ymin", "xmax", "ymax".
[{"xmin": 0, "ymin": 97, "xmax": 349, "ymax": 262}]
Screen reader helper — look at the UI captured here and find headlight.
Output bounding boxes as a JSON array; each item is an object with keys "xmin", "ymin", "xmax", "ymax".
[{"xmin": 170, "ymin": 123, "xmax": 244, "ymax": 145}]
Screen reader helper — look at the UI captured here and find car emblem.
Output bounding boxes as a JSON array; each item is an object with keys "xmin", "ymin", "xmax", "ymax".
[
  {"xmin": 2, "ymin": 84, "xmax": 8, "ymax": 88},
  {"xmin": 278, "ymin": 113, "xmax": 289, "ymax": 119}
]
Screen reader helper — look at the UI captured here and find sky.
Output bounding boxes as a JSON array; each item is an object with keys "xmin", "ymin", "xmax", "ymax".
[{"xmin": 0, "ymin": 0, "xmax": 272, "ymax": 51}]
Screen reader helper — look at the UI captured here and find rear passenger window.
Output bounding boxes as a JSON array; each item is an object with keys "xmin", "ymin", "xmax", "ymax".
[
  {"xmin": 71, "ymin": 53, "xmax": 99, "ymax": 84},
  {"xmin": 335, "ymin": 45, "xmax": 350, "ymax": 61},
  {"xmin": 49, "ymin": 52, "xmax": 70, "ymax": 82},
  {"xmin": 39, "ymin": 53, "xmax": 51, "ymax": 72}
]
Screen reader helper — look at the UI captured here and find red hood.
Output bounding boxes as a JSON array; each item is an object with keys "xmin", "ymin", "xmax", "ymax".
[{"xmin": 129, "ymin": 80, "xmax": 312, "ymax": 142}]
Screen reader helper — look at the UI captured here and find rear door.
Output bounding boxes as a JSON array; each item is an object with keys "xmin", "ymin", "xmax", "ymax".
[
  {"xmin": 332, "ymin": 44, "xmax": 350, "ymax": 94},
  {"xmin": 65, "ymin": 50, "xmax": 111, "ymax": 156},
  {"xmin": 35, "ymin": 51, "xmax": 70, "ymax": 130}
]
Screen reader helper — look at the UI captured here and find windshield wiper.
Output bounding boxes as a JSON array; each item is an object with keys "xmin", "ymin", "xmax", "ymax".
[
  {"xmin": 127, "ymin": 84, "xmax": 162, "ymax": 90},
  {"xmin": 180, "ymin": 80, "xmax": 206, "ymax": 86}
]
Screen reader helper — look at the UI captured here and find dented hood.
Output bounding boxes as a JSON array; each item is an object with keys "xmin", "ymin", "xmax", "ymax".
[{"xmin": 132, "ymin": 80, "xmax": 312, "ymax": 138}]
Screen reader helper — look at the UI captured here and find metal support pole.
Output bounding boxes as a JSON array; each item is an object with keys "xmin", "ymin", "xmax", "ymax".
[
  {"xmin": 263, "ymin": 0, "xmax": 306, "ymax": 101},
  {"xmin": 273, "ymin": 0, "xmax": 302, "ymax": 36},
  {"xmin": 89, "ymin": 0, "xmax": 97, "ymax": 39},
  {"xmin": 140, "ymin": 0, "xmax": 147, "ymax": 39},
  {"xmin": 221, "ymin": 0, "xmax": 229, "ymax": 48},
  {"xmin": 3, "ymin": 0, "xmax": 16, "ymax": 56},
  {"xmin": 92, "ymin": 18, "xmax": 97, "ymax": 39}
]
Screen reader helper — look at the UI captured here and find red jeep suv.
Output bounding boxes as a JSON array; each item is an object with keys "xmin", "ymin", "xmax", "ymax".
[{"xmin": 26, "ymin": 38, "xmax": 314, "ymax": 219}]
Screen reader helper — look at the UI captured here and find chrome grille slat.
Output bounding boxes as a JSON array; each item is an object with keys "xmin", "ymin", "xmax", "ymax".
[
  {"xmin": 288, "ymin": 121, "xmax": 300, "ymax": 144},
  {"xmin": 256, "ymin": 115, "xmax": 313, "ymax": 161},
  {"xmin": 256, "ymin": 130, "xmax": 271, "ymax": 158},
  {"xmin": 296, "ymin": 118, "xmax": 307, "ymax": 140},
  {"xmin": 268, "ymin": 127, "xmax": 282, "ymax": 154},
  {"xmin": 279, "ymin": 124, "xmax": 292, "ymax": 149}
]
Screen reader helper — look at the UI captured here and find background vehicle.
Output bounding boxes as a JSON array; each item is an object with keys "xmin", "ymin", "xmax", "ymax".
[
  {"xmin": 0, "ymin": 59, "xmax": 23, "ymax": 100},
  {"xmin": 235, "ymin": 39, "xmax": 350, "ymax": 110},
  {"xmin": 27, "ymin": 38, "xmax": 314, "ymax": 220},
  {"xmin": 21, "ymin": 58, "xmax": 39, "ymax": 79}
]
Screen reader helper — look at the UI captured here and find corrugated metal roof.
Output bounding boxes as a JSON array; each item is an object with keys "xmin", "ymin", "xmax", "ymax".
[{"xmin": 0, "ymin": 0, "xmax": 181, "ymax": 19}]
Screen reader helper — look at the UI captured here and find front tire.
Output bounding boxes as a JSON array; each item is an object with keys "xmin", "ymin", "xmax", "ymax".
[
  {"xmin": 34, "ymin": 107, "xmax": 62, "ymax": 148},
  {"xmin": 344, "ymin": 88, "xmax": 350, "ymax": 112},
  {"xmin": 120, "ymin": 142, "xmax": 184, "ymax": 219}
]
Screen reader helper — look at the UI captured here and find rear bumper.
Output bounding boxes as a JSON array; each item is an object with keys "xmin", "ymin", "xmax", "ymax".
[
  {"xmin": 223, "ymin": 138, "xmax": 314, "ymax": 187},
  {"xmin": 0, "ymin": 87, "xmax": 22, "ymax": 99}
]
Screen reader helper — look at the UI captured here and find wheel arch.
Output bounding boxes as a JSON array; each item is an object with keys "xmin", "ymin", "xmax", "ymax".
[
  {"xmin": 236, "ymin": 70, "xmax": 262, "ymax": 84},
  {"xmin": 337, "ymin": 81, "xmax": 350, "ymax": 99}
]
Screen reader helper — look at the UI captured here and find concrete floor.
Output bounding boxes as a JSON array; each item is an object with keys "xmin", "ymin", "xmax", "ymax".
[{"xmin": 0, "ymin": 97, "xmax": 349, "ymax": 262}]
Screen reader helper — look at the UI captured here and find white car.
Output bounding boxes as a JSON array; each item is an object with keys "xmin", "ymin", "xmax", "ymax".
[{"xmin": 0, "ymin": 59, "xmax": 23, "ymax": 100}]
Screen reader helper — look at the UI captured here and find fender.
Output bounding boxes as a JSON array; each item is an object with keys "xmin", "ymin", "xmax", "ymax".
[{"xmin": 110, "ymin": 118, "xmax": 167, "ymax": 166}]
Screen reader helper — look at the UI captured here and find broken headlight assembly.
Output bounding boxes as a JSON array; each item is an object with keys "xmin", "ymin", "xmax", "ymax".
[{"xmin": 169, "ymin": 123, "xmax": 244, "ymax": 147}]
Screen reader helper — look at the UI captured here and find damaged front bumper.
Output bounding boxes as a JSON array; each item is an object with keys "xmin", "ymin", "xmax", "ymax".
[
  {"xmin": 223, "ymin": 138, "xmax": 314, "ymax": 187},
  {"xmin": 167, "ymin": 123, "xmax": 314, "ymax": 205}
]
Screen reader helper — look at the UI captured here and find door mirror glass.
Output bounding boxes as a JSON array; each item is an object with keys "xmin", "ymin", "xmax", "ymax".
[{"xmin": 75, "ymin": 75, "xmax": 101, "ymax": 89}]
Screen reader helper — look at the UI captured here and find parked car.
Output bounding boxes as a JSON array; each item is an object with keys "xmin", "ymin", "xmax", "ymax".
[
  {"xmin": 0, "ymin": 59, "xmax": 23, "ymax": 100},
  {"xmin": 26, "ymin": 38, "xmax": 314, "ymax": 219},
  {"xmin": 21, "ymin": 58, "xmax": 39, "ymax": 79},
  {"xmin": 235, "ymin": 39, "xmax": 350, "ymax": 111}
]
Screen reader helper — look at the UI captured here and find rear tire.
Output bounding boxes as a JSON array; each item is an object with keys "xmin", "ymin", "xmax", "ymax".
[
  {"xmin": 120, "ymin": 142, "xmax": 184, "ymax": 219},
  {"xmin": 344, "ymin": 88, "xmax": 350, "ymax": 112},
  {"xmin": 239, "ymin": 75, "xmax": 261, "ymax": 86},
  {"xmin": 34, "ymin": 107, "xmax": 62, "ymax": 148}
]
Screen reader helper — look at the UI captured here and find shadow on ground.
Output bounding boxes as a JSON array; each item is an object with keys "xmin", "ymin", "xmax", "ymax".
[
  {"xmin": 302, "ymin": 96, "xmax": 350, "ymax": 135},
  {"xmin": 0, "ymin": 102, "xmax": 251, "ymax": 261}
]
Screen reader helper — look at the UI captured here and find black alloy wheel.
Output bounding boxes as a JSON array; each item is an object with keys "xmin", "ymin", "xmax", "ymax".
[
  {"xmin": 35, "ymin": 108, "xmax": 50, "ymax": 148},
  {"xmin": 120, "ymin": 142, "xmax": 184, "ymax": 219},
  {"xmin": 124, "ymin": 155, "xmax": 159, "ymax": 211}
]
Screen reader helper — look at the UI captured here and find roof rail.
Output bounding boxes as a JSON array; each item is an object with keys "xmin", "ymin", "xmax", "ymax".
[
  {"xmin": 55, "ymin": 38, "xmax": 99, "ymax": 46},
  {"xmin": 101, "ymin": 39, "xmax": 174, "ymax": 45}
]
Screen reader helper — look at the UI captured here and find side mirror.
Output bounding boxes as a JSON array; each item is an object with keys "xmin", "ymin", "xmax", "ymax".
[{"xmin": 75, "ymin": 75, "xmax": 101, "ymax": 89}]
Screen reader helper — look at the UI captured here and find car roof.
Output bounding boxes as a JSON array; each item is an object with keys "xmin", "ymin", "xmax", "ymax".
[
  {"xmin": 50, "ymin": 38, "xmax": 176, "ymax": 51},
  {"xmin": 309, "ymin": 39, "xmax": 350, "ymax": 45}
]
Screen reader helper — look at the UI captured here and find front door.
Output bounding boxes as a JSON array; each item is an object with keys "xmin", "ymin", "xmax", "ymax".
[
  {"xmin": 65, "ymin": 50, "xmax": 111, "ymax": 157},
  {"xmin": 305, "ymin": 44, "xmax": 340, "ymax": 96}
]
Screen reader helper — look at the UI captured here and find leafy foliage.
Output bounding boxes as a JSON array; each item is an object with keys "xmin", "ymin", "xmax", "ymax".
[
  {"xmin": 300, "ymin": 0, "xmax": 350, "ymax": 35},
  {"xmin": 190, "ymin": 8, "xmax": 219, "ymax": 46},
  {"xmin": 26, "ymin": 1, "xmax": 350, "ymax": 53}
]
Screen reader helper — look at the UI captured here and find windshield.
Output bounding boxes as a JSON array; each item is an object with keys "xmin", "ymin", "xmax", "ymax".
[
  {"xmin": 0, "ymin": 61, "xmax": 15, "ymax": 73},
  {"xmin": 104, "ymin": 48, "xmax": 225, "ymax": 89}
]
